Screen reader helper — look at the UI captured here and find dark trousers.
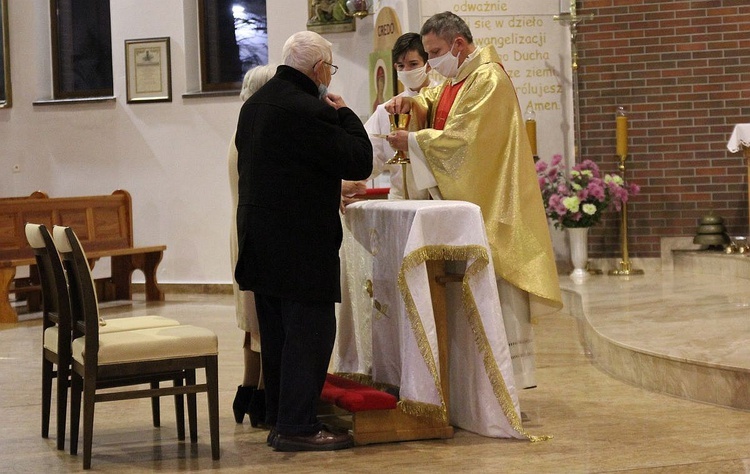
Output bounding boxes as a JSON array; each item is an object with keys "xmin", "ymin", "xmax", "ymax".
[{"xmin": 254, "ymin": 293, "xmax": 336, "ymax": 436}]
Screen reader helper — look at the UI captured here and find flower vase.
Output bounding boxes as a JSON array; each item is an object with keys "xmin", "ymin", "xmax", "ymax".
[{"xmin": 568, "ymin": 227, "xmax": 590, "ymax": 282}]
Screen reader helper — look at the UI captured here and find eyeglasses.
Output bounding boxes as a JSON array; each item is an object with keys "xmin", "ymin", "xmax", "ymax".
[{"xmin": 322, "ymin": 61, "xmax": 338, "ymax": 76}]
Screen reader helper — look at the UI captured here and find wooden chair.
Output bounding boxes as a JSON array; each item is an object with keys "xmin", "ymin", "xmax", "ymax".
[
  {"xmin": 25, "ymin": 223, "xmax": 182, "ymax": 452},
  {"xmin": 53, "ymin": 225, "xmax": 220, "ymax": 469},
  {"xmin": 26, "ymin": 223, "xmax": 72, "ymax": 451}
]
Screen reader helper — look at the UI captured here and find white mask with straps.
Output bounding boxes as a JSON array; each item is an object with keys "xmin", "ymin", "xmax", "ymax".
[
  {"xmin": 428, "ymin": 41, "xmax": 459, "ymax": 78},
  {"xmin": 397, "ymin": 65, "xmax": 428, "ymax": 91}
]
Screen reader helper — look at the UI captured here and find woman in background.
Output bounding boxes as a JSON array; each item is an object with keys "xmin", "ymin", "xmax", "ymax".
[{"xmin": 228, "ymin": 64, "xmax": 276, "ymax": 426}]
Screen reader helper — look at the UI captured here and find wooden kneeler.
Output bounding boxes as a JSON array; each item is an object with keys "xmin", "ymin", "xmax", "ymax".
[{"xmin": 320, "ymin": 374, "xmax": 453, "ymax": 445}]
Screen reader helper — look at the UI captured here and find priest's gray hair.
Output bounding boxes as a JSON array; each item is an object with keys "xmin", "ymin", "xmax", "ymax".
[
  {"xmin": 240, "ymin": 64, "xmax": 276, "ymax": 101},
  {"xmin": 282, "ymin": 31, "xmax": 332, "ymax": 73},
  {"xmin": 421, "ymin": 11, "xmax": 474, "ymax": 45}
]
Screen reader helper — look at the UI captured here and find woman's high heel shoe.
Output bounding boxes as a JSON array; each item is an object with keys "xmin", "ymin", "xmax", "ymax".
[{"xmin": 232, "ymin": 385, "xmax": 255, "ymax": 424}]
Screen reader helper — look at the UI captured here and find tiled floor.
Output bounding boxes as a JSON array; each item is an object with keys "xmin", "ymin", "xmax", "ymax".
[{"xmin": 2, "ymin": 276, "xmax": 750, "ymax": 473}]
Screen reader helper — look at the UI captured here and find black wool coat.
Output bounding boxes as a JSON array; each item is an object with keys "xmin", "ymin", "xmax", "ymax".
[{"xmin": 234, "ymin": 65, "xmax": 373, "ymax": 303}]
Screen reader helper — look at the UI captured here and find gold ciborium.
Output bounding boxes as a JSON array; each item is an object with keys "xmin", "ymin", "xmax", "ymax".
[{"xmin": 387, "ymin": 113, "xmax": 411, "ymax": 199}]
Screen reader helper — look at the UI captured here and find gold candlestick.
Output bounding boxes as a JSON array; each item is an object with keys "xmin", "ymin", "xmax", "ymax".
[
  {"xmin": 609, "ymin": 107, "xmax": 643, "ymax": 276},
  {"xmin": 387, "ymin": 113, "xmax": 411, "ymax": 199}
]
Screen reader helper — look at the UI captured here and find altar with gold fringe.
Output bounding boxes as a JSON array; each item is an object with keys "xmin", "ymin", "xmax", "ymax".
[{"xmin": 334, "ymin": 200, "xmax": 537, "ymax": 439}]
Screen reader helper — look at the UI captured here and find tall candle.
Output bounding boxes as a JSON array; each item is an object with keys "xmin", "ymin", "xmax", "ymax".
[
  {"xmin": 616, "ymin": 107, "xmax": 628, "ymax": 157},
  {"xmin": 525, "ymin": 105, "xmax": 538, "ymax": 156},
  {"xmin": 526, "ymin": 120, "xmax": 538, "ymax": 156}
]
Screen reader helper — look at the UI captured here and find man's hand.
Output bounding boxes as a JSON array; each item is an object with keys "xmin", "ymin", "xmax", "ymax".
[
  {"xmin": 340, "ymin": 180, "xmax": 367, "ymax": 214},
  {"xmin": 342, "ymin": 180, "xmax": 367, "ymax": 197},
  {"xmin": 324, "ymin": 92, "xmax": 347, "ymax": 109},
  {"xmin": 384, "ymin": 96, "xmax": 412, "ymax": 114},
  {"xmin": 340, "ymin": 195, "xmax": 362, "ymax": 214},
  {"xmin": 387, "ymin": 130, "xmax": 409, "ymax": 152}
]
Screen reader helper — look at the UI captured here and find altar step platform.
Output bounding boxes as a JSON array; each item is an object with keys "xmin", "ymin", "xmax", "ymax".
[{"xmin": 561, "ymin": 248, "xmax": 750, "ymax": 411}]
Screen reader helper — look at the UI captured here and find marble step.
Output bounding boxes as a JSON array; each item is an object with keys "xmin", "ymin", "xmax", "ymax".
[{"xmin": 560, "ymin": 258, "xmax": 750, "ymax": 411}]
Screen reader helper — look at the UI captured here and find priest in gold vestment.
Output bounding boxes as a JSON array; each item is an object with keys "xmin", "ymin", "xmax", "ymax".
[{"xmin": 387, "ymin": 12, "xmax": 562, "ymax": 389}]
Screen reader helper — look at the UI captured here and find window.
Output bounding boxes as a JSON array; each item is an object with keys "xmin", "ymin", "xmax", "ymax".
[
  {"xmin": 198, "ymin": 0, "xmax": 268, "ymax": 92},
  {"xmin": 50, "ymin": 0, "xmax": 113, "ymax": 99},
  {"xmin": 0, "ymin": 0, "xmax": 10, "ymax": 107}
]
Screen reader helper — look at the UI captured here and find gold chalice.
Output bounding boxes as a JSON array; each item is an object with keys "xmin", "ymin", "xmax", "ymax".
[
  {"xmin": 386, "ymin": 114, "xmax": 411, "ymax": 165},
  {"xmin": 387, "ymin": 113, "xmax": 411, "ymax": 199}
]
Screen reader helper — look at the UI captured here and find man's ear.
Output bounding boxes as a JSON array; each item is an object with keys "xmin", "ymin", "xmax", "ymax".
[
  {"xmin": 311, "ymin": 60, "xmax": 323, "ymax": 83},
  {"xmin": 454, "ymin": 36, "xmax": 466, "ymax": 51}
]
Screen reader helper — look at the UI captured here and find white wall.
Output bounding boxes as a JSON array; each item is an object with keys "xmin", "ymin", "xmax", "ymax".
[{"xmin": 0, "ymin": 0, "xmax": 570, "ymax": 284}]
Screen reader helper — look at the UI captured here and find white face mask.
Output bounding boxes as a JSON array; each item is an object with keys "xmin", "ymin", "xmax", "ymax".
[
  {"xmin": 318, "ymin": 83, "xmax": 328, "ymax": 100},
  {"xmin": 428, "ymin": 41, "xmax": 459, "ymax": 78},
  {"xmin": 397, "ymin": 65, "xmax": 428, "ymax": 91}
]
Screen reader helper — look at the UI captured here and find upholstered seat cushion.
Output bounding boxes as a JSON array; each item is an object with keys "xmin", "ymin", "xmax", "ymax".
[
  {"xmin": 43, "ymin": 315, "xmax": 181, "ymax": 352},
  {"xmin": 72, "ymin": 325, "xmax": 218, "ymax": 365},
  {"xmin": 99, "ymin": 315, "xmax": 180, "ymax": 333},
  {"xmin": 43, "ymin": 326, "xmax": 60, "ymax": 352}
]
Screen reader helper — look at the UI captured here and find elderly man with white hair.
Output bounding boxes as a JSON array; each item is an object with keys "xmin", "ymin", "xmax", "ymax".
[{"xmin": 234, "ymin": 31, "xmax": 373, "ymax": 452}]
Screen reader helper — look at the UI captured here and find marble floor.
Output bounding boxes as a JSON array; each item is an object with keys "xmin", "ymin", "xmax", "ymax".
[{"xmin": 3, "ymin": 272, "xmax": 750, "ymax": 473}]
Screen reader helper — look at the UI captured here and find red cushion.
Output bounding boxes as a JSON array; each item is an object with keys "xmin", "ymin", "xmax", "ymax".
[{"xmin": 321, "ymin": 374, "xmax": 397, "ymax": 412}]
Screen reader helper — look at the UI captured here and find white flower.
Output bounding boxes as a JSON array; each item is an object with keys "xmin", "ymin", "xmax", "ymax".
[
  {"xmin": 605, "ymin": 174, "xmax": 623, "ymax": 185},
  {"xmin": 582, "ymin": 203, "xmax": 597, "ymax": 215},
  {"xmin": 563, "ymin": 196, "xmax": 580, "ymax": 212}
]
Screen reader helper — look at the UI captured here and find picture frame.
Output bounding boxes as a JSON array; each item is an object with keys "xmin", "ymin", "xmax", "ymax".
[
  {"xmin": 306, "ymin": 0, "xmax": 355, "ymax": 34},
  {"xmin": 125, "ymin": 37, "xmax": 172, "ymax": 103},
  {"xmin": 369, "ymin": 50, "xmax": 394, "ymax": 114},
  {"xmin": 0, "ymin": 0, "xmax": 11, "ymax": 108}
]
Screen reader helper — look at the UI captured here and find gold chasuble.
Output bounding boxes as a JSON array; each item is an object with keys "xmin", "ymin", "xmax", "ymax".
[{"xmin": 412, "ymin": 46, "xmax": 562, "ymax": 311}]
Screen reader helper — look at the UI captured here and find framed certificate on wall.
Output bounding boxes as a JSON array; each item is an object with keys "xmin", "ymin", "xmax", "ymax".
[{"xmin": 125, "ymin": 37, "xmax": 172, "ymax": 103}]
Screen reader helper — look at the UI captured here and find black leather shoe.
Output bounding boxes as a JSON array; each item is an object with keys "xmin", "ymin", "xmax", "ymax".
[
  {"xmin": 273, "ymin": 429, "xmax": 354, "ymax": 452},
  {"xmin": 266, "ymin": 427, "xmax": 278, "ymax": 447}
]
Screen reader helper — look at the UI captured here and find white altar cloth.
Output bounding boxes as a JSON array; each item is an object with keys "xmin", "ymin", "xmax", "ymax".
[
  {"xmin": 335, "ymin": 200, "xmax": 534, "ymax": 439},
  {"xmin": 727, "ymin": 124, "xmax": 750, "ymax": 153}
]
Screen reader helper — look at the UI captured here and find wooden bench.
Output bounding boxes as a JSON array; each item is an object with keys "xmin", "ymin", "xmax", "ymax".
[{"xmin": 0, "ymin": 190, "xmax": 166, "ymax": 323}]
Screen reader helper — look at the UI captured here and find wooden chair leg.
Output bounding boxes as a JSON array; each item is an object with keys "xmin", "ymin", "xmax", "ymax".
[
  {"xmin": 69, "ymin": 372, "xmax": 82, "ymax": 455},
  {"xmin": 41, "ymin": 358, "xmax": 53, "ymax": 439},
  {"xmin": 56, "ymin": 362, "xmax": 69, "ymax": 451},
  {"xmin": 206, "ymin": 357, "xmax": 220, "ymax": 460},
  {"xmin": 82, "ymin": 375, "xmax": 96, "ymax": 470},
  {"xmin": 150, "ymin": 381, "xmax": 160, "ymax": 427},
  {"xmin": 185, "ymin": 370, "xmax": 198, "ymax": 443},
  {"xmin": 173, "ymin": 377, "xmax": 185, "ymax": 441}
]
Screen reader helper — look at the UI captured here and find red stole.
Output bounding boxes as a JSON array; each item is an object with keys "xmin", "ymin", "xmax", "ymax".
[{"xmin": 433, "ymin": 80, "xmax": 466, "ymax": 130}]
